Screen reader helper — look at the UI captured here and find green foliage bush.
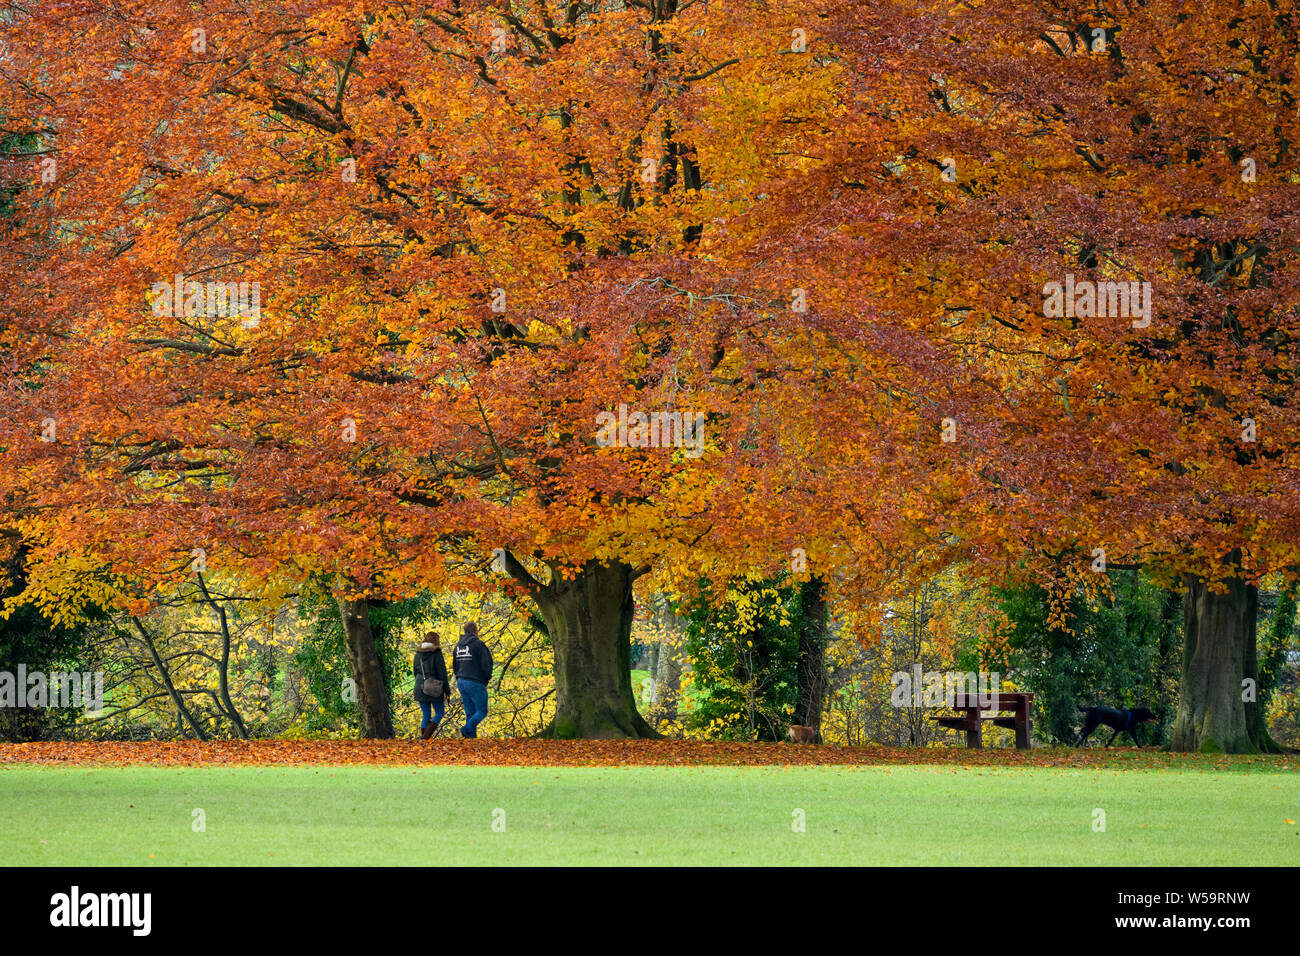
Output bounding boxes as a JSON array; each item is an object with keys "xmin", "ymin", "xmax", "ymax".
[
  {"xmin": 0, "ymin": 548, "xmax": 97, "ymax": 741},
  {"xmin": 978, "ymin": 570, "xmax": 1180, "ymax": 745},
  {"xmin": 683, "ymin": 577, "xmax": 809, "ymax": 741}
]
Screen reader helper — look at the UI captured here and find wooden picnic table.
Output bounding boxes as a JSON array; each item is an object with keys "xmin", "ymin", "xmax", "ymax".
[{"xmin": 929, "ymin": 691, "xmax": 1033, "ymax": 749}]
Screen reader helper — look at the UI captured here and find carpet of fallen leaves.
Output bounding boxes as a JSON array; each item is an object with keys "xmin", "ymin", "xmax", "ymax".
[{"xmin": 0, "ymin": 740, "xmax": 1295, "ymax": 770}]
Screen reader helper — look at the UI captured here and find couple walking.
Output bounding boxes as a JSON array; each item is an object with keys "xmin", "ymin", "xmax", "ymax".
[{"xmin": 413, "ymin": 622, "xmax": 494, "ymax": 739}]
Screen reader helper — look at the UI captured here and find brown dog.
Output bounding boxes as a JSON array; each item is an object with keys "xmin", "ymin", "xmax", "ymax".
[{"xmin": 787, "ymin": 725, "xmax": 817, "ymax": 745}]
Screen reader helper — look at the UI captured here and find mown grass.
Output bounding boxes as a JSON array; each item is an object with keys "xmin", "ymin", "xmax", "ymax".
[{"xmin": 1, "ymin": 763, "xmax": 1295, "ymax": 865}]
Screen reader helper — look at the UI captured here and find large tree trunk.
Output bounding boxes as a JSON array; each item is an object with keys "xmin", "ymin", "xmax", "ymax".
[
  {"xmin": 336, "ymin": 595, "xmax": 394, "ymax": 739},
  {"xmin": 1170, "ymin": 555, "xmax": 1263, "ymax": 753},
  {"xmin": 535, "ymin": 560, "xmax": 657, "ymax": 739},
  {"xmin": 794, "ymin": 576, "xmax": 830, "ymax": 742}
]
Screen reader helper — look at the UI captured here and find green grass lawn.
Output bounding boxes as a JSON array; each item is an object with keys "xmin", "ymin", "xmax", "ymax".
[{"xmin": 1, "ymin": 763, "xmax": 1295, "ymax": 865}]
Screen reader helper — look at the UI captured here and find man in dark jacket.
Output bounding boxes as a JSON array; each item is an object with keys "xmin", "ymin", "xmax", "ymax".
[
  {"xmin": 452, "ymin": 622, "xmax": 493, "ymax": 738},
  {"xmin": 413, "ymin": 632, "xmax": 451, "ymax": 740}
]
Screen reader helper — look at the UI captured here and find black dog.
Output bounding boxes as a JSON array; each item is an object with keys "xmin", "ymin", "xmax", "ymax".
[{"xmin": 1076, "ymin": 706, "xmax": 1158, "ymax": 747}]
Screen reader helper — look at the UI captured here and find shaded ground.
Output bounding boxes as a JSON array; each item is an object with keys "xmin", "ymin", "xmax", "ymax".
[{"xmin": 0, "ymin": 739, "xmax": 1295, "ymax": 770}]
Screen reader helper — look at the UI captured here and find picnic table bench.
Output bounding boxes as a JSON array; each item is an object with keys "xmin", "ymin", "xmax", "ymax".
[{"xmin": 929, "ymin": 692, "xmax": 1033, "ymax": 749}]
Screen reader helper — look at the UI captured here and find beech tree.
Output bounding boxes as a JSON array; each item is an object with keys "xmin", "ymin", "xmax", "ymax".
[
  {"xmin": 809, "ymin": 0, "xmax": 1300, "ymax": 751},
  {"xmin": 0, "ymin": 1, "xmax": 942, "ymax": 737}
]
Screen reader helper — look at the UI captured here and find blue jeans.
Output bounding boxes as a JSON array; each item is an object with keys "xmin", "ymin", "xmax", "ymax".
[
  {"xmin": 418, "ymin": 697, "xmax": 445, "ymax": 730},
  {"xmin": 459, "ymin": 679, "xmax": 489, "ymax": 737}
]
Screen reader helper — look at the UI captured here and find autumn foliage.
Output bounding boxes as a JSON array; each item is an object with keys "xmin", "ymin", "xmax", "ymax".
[
  {"xmin": 0, "ymin": 738, "xmax": 1293, "ymax": 770},
  {"xmin": 1, "ymin": 1, "xmax": 1298, "ymax": 747}
]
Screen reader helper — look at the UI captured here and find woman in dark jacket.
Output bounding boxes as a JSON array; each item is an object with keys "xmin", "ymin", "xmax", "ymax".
[{"xmin": 413, "ymin": 631, "xmax": 450, "ymax": 739}]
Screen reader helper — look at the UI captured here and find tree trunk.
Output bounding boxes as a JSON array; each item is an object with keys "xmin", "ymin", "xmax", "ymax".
[
  {"xmin": 1170, "ymin": 556, "xmax": 1262, "ymax": 753},
  {"xmin": 132, "ymin": 617, "xmax": 209, "ymax": 740},
  {"xmin": 794, "ymin": 576, "xmax": 830, "ymax": 742},
  {"xmin": 646, "ymin": 642, "xmax": 661, "ymax": 704},
  {"xmin": 336, "ymin": 595, "xmax": 394, "ymax": 739},
  {"xmin": 535, "ymin": 560, "xmax": 657, "ymax": 739},
  {"xmin": 654, "ymin": 638, "xmax": 683, "ymax": 724},
  {"xmin": 195, "ymin": 574, "xmax": 248, "ymax": 739},
  {"xmin": 646, "ymin": 592, "xmax": 685, "ymax": 726},
  {"xmin": 1154, "ymin": 586, "xmax": 1183, "ymax": 746},
  {"xmin": 283, "ymin": 661, "xmax": 305, "ymax": 718},
  {"xmin": 1241, "ymin": 585, "xmax": 1275, "ymax": 752}
]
